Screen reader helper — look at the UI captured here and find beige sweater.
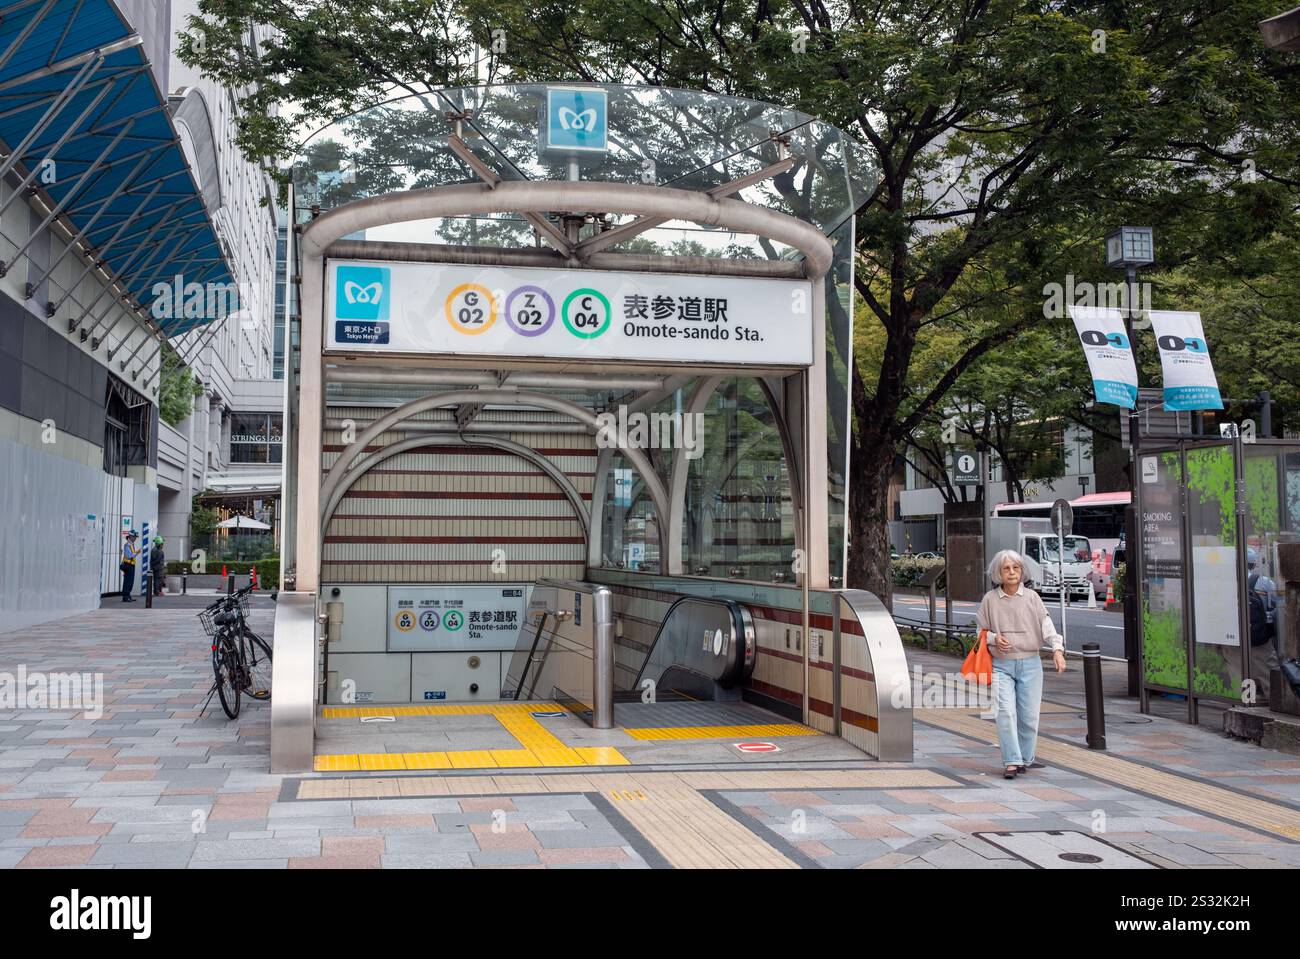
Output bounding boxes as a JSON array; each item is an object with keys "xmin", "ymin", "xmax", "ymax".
[{"xmin": 975, "ymin": 584, "xmax": 1064, "ymax": 660}]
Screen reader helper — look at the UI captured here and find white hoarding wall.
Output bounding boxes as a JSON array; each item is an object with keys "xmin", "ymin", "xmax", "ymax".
[{"xmin": 325, "ymin": 259, "xmax": 813, "ymax": 366}]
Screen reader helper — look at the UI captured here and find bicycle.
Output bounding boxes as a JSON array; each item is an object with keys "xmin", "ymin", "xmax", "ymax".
[{"xmin": 199, "ymin": 584, "xmax": 273, "ymax": 719}]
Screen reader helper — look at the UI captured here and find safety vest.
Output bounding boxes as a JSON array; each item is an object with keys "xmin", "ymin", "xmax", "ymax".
[{"xmin": 122, "ymin": 540, "xmax": 138, "ymax": 565}]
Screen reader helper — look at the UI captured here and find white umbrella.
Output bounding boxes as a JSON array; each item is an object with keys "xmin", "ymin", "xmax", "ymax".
[{"xmin": 216, "ymin": 516, "xmax": 271, "ymax": 530}]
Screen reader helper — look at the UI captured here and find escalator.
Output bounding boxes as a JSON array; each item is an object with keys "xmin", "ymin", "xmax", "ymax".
[
  {"xmin": 502, "ymin": 580, "xmax": 756, "ymax": 718},
  {"xmin": 619, "ymin": 596, "xmax": 755, "ymax": 703}
]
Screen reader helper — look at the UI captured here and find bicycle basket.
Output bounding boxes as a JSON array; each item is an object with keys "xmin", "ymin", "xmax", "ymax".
[
  {"xmin": 197, "ymin": 594, "xmax": 249, "ymax": 637},
  {"xmin": 197, "ymin": 606, "xmax": 221, "ymax": 637}
]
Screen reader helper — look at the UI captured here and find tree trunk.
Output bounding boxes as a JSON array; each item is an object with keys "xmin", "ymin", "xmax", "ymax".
[{"xmin": 846, "ymin": 430, "xmax": 895, "ymax": 606}]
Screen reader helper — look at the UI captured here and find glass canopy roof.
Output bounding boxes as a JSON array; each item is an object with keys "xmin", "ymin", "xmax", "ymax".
[{"xmin": 292, "ymin": 84, "xmax": 876, "ymax": 243}]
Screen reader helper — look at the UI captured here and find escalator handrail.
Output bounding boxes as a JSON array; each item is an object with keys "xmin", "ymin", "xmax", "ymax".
[
  {"xmin": 512, "ymin": 610, "xmax": 551, "ymax": 701},
  {"xmin": 632, "ymin": 596, "xmax": 755, "ymax": 690}
]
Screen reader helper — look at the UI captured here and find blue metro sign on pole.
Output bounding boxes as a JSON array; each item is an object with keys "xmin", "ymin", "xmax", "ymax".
[{"xmin": 544, "ymin": 87, "xmax": 608, "ymax": 154}]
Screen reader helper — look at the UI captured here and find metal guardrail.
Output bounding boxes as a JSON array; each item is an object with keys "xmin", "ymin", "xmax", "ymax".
[{"xmin": 891, "ymin": 613, "xmax": 975, "ymax": 654}]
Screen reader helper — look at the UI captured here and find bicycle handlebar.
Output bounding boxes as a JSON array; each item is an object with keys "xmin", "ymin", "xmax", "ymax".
[{"xmin": 202, "ymin": 582, "xmax": 256, "ymax": 613}]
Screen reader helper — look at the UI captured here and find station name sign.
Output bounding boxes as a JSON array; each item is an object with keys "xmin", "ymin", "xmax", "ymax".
[{"xmin": 325, "ymin": 259, "xmax": 814, "ymax": 367}]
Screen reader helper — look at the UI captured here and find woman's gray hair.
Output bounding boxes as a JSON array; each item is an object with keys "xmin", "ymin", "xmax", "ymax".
[{"xmin": 988, "ymin": 549, "xmax": 1026, "ymax": 585}]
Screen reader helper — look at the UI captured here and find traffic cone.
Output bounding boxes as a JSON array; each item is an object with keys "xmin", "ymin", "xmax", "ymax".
[
  {"xmin": 1104, "ymin": 579, "xmax": 1115, "ymax": 608},
  {"xmin": 221, "ymin": 564, "xmax": 227, "ymax": 578},
  {"xmin": 251, "ymin": 566, "xmax": 258, "ymax": 591},
  {"xmin": 1087, "ymin": 585, "xmax": 1097, "ymax": 609}
]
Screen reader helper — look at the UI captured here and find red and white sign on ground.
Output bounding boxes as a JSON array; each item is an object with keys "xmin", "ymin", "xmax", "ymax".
[{"xmin": 734, "ymin": 742, "xmax": 780, "ymax": 753}]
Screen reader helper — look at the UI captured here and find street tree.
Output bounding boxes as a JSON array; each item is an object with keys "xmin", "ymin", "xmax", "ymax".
[{"xmin": 183, "ymin": 0, "xmax": 1300, "ymax": 599}]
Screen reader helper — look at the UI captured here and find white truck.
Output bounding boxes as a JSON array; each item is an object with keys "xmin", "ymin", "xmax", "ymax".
[{"xmin": 985, "ymin": 517, "xmax": 1098, "ymax": 601}]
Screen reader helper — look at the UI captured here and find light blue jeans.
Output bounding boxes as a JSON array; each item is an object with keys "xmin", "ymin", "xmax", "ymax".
[{"xmin": 991, "ymin": 656, "xmax": 1043, "ymax": 767}]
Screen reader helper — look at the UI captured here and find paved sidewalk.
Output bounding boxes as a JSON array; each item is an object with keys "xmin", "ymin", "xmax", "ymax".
[{"xmin": 1, "ymin": 606, "xmax": 1298, "ymax": 868}]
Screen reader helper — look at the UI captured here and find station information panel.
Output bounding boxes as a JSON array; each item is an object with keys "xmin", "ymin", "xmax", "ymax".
[
  {"xmin": 387, "ymin": 585, "xmax": 528, "ymax": 652},
  {"xmin": 325, "ymin": 259, "xmax": 814, "ymax": 366}
]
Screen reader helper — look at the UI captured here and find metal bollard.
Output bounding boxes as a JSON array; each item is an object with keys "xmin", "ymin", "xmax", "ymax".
[
  {"xmin": 145, "ymin": 572, "xmax": 153, "ymax": 609},
  {"xmin": 227, "ymin": 574, "xmax": 235, "ymax": 596},
  {"xmin": 1082, "ymin": 642, "xmax": 1106, "ymax": 750},
  {"xmin": 181, "ymin": 570, "xmax": 187, "ymax": 595}
]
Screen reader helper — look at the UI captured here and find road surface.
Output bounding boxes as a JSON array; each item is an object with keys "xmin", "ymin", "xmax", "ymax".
[{"xmin": 891, "ymin": 592, "xmax": 1128, "ymax": 659}]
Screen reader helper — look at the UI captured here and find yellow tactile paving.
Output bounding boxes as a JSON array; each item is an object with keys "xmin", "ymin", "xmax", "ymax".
[
  {"xmin": 575, "ymin": 747, "xmax": 632, "ymax": 766},
  {"xmin": 448, "ymin": 750, "xmax": 499, "ymax": 769},
  {"xmin": 357, "ymin": 753, "xmax": 407, "ymax": 771},
  {"xmin": 919, "ymin": 708, "xmax": 1300, "ymax": 840},
  {"xmin": 622, "ymin": 722, "xmax": 819, "ymax": 741},
  {"xmin": 314, "ymin": 701, "xmax": 632, "ymax": 771},
  {"xmin": 313, "ymin": 754, "xmax": 361, "ymax": 772},
  {"xmin": 490, "ymin": 749, "xmax": 544, "ymax": 768}
]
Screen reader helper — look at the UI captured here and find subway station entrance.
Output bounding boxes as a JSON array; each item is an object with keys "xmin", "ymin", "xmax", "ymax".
[{"xmin": 270, "ymin": 84, "xmax": 911, "ymax": 772}]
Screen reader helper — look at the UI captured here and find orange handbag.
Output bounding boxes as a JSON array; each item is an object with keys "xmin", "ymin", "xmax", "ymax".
[{"xmin": 961, "ymin": 628, "xmax": 994, "ymax": 685}]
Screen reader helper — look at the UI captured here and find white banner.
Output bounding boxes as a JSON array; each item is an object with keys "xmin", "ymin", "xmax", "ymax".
[
  {"xmin": 1067, "ymin": 305, "xmax": 1138, "ymax": 409},
  {"xmin": 1148, "ymin": 310, "xmax": 1223, "ymax": 411},
  {"xmin": 325, "ymin": 259, "xmax": 813, "ymax": 366}
]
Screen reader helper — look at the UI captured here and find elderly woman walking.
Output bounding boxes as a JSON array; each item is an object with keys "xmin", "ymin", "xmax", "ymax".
[{"xmin": 976, "ymin": 549, "xmax": 1066, "ymax": 779}]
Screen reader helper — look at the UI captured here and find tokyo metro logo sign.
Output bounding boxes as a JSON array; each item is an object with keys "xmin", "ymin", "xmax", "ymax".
[
  {"xmin": 544, "ymin": 87, "xmax": 607, "ymax": 153},
  {"xmin": 336, "ymin": 265, "xmax": 390, "ymax": 321}
]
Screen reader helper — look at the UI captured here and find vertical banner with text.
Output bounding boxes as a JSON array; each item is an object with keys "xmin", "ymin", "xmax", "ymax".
[
  {"xmin": 1068, "ymin": 305, "xmax": 1138, "ymax": 408},
  {"xmin": 1148, "ymin": 310, "xmax": 1224, "ymax": 411}
]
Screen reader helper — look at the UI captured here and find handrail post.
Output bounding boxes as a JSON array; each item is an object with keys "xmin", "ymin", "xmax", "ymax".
[
  {"xmin": 593, "ymin": 587, "xmax": 614, "ymax": 729},
  {"xmin": 270, "ymin": 592, "xmax": 319, "ymax": 772}
]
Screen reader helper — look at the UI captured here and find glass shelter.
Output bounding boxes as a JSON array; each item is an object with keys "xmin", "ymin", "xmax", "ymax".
[{"xmin": 269, "ymin": 85, "xmax": 912, "ymax": 773}]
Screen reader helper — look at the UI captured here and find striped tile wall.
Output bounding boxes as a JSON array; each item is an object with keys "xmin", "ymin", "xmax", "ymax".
[{"xmin": 321, "ymin": 407, "xmax": 593, "ymax": 583}]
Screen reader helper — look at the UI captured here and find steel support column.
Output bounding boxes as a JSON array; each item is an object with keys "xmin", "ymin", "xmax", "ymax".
[{"xmin": 664, "ymin": 376, "xmax": 724, "ymax": 575}]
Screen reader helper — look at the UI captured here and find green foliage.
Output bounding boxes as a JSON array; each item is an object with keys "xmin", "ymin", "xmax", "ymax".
[
  {"xmin": 178, "ymin": 0, "xmax": 480, "ymax": 189},
  {"xmin": 891, "ymin": 556, "xmax": 945, "ymax": 588},
  {"xmin": 166, "ymin": 557, "xmax": 280, "ymax": 587},
  {"xmin": 190, "ymin": 500, "xmax": 221, "ymax": 540},
  {"xmin": 1110, "ymin": 563, "xmax": 1125, "ymax": 605},
  {"xmin": 1142, "ymin": 601, "xmax": 1187, "ymax": 689},
  {"xmin": 158, "ymin": 342, "xmax": 202, "ymax": 427},
  {"xmin": 1192, "ymin": 646, "xmax": 1237, "ymax": 699},
  {"xmin": 1184, "ymin": 445, "xmax": 1237, "ymax": 542},
  {"xmin": 181, "ymin": 0, "xmax": 1300, "ymax": 593}
]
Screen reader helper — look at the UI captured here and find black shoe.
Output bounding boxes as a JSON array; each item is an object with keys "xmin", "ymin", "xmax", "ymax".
[
  {"xmin": 1003, "ymin": 765, "xmax": 1019, "ymax": 779},
  {"xmin": 1020, "ymin": 761, "xmax": 1046, "ymax": 771}
]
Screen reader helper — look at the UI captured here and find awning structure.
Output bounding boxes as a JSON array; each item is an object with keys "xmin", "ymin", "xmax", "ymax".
[
  {"xmin": 0, "ymin": 0, "xmax": 234, "ymax": 336},
  {"xmin": 203, "ymin": 469, "xmax": 284, "ymax": 496}
]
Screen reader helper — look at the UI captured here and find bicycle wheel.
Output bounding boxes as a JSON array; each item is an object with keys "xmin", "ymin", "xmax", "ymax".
[
  {"xmin": 243, "ymin": 630, "xmax": 273, "ymax": 701},
  {"xmin": 213, "ymin": 641, "xmax": 240, "ymax": 719}
]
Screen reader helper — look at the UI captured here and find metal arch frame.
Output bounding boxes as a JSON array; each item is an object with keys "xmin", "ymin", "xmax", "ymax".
[
  {"xmin": 320, "ymin": 432, "xmax": 591, "ymax": 538},
  {"xmin": 295, "ymin": 179, "xmax": 833, "ymax": 599},
  {"xmin": 298, "ymin": 181, "xmax": 834, "ymax": 278},
  {"xmin": 317, "ymin": 388, "xmax": 669, "ymax": 537}
]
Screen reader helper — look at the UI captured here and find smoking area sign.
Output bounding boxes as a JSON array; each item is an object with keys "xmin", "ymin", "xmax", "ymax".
[
  {"xmin": 326, "ymin": 259, "xmax": 813, "ymax": 367},
  {"xmin": 387, "ymin": 586, "xmax": 527, "ymax": 651}
]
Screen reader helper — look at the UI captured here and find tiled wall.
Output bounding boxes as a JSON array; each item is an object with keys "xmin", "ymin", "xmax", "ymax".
[{"xmin": 321, "ymin": 408, "xmax": 593, "ymax": 583}]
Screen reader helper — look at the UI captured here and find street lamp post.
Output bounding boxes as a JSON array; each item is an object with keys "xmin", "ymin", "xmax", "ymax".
[
  {"xmin": 1105, "ymin": 225, "xmax": 1153, "ymax": 701},
  {"xmin": 1105, "ymin": 226, "xmax": 1155, "ymax": 449}
]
